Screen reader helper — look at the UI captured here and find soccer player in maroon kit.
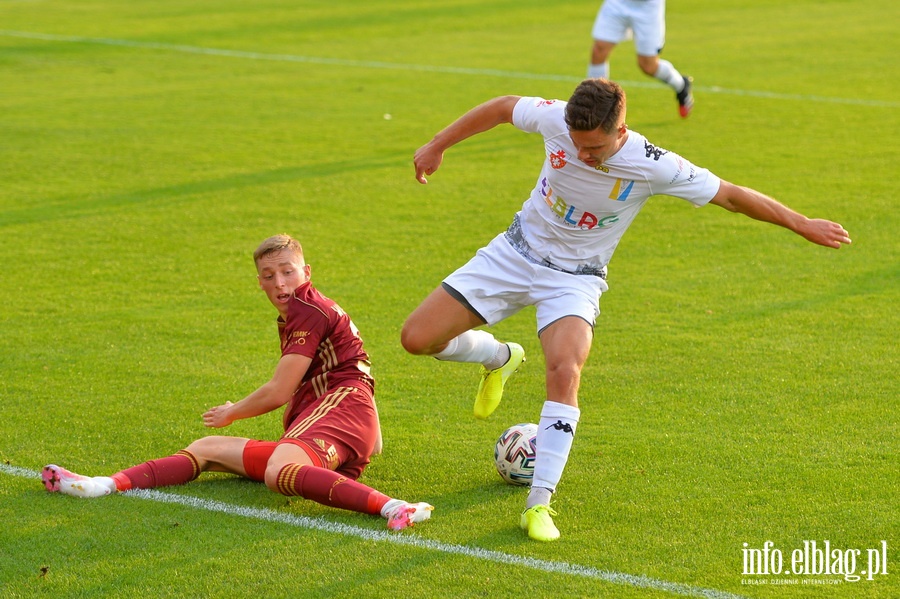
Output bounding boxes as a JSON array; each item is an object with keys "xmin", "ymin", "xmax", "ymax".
[{"xmin": 42, "ymin": 234, "xmax": 432, "ymax": 530}]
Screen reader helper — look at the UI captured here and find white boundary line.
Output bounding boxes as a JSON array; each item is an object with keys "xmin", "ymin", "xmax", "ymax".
[
  {"xmin": 3, "ymin": 464, "xmax": 746, "ymax": 599},
  {"xmin": 1, "ymin": 29, "xmax": 897, "ymax": 108}
]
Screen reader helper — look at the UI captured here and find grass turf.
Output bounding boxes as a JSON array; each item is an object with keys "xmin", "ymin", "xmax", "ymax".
[{"xmin": 0, "ymin": 0, "xmax": 897, "ymax": 597}]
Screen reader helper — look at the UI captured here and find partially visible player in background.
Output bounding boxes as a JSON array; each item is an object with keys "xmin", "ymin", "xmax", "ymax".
[
  {"xmin": 43, "ymin": 234, "xmax": 432, "ymax": 531},
  {"xmin": 587, "ymin": 0, "xmax": 693, "ymax": 117},
  {"xmin": 405, "ymin": 78, "xmax": 850, "ymax": 542}
]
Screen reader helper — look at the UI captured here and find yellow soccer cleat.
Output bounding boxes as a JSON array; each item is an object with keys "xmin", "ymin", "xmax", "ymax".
[
  {"xmin": 520, "ymin": 505, "xmax": 560, "ymax": 542},
  {"xmin": 474, "ymin": 342, "xmax": 525, "ymax": 420}
]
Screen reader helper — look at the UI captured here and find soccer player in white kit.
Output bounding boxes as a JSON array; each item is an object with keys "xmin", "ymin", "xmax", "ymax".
[
  {"xmin": 403, "ymin": 79, "xmax": 851, "ymax": 541},
  {"xmin": 588, "ymin": 0, "xmax": 694, "ymax": 117}
]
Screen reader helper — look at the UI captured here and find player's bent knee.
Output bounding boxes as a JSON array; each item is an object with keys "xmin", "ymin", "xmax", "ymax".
[
  {"xmin": 400, "ymin": 324, "xmax": 434, "ymax": 356},
  {"xmin": 547, "ymin": 361, "xmax": 582, "ymax": 378},
  {"xmin": 637, "ymin": 57, "xmax": 659, "ymax": 76},
  {"xmin": 263, "ymin": 464, "xmax": 283, "ymax": 492},
  {"xmin": 545, "ymin": 361, "xmax": 584, "ymax": 391},
  {"xmin": 184, "ymin": 436, "xmax": 225, "ymax": 460}
]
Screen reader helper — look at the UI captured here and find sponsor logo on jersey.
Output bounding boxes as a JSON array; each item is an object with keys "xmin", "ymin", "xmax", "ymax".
[
  {"xmin": 687, "ymin": 166, "xmax": 698, "ymax": 183},
  {"xmin": 540, "ymin": 177, "xmax": 621, "ymax": 230},
  {"xmin": 282, "ymin": 330, "xmax": 310, "ymax": 350},
  {"xmin": 669, "ymin": 157, "xmax": 685, "ymax": 184}
]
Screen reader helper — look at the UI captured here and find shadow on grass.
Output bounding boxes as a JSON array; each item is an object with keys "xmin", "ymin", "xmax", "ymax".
[{"xmin": 0, "ymin": 152, "xmax": 408, "ymax": 228}]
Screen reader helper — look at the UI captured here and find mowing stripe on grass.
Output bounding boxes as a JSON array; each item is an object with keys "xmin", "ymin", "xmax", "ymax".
[
  {"xmin": 4, "ymin": 464, "xmax": 744, "ymax": 599},
  {"xmin": 1, "ymin": 29, "xmax": 897, "ymax": 109}
]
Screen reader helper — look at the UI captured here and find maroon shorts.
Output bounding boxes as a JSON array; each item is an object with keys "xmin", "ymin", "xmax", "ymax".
[{"xmin": 242, "ymin": 385, "xmax": 377, "ymax": 481}]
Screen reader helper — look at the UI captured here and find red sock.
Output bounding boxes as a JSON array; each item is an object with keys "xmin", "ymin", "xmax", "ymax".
[
  {"xmin": 275, "ymin": 463, "xmax": 390, "ymax": 516},
  {"xmin": 113, "ymin": 450, "xmax": 202, "ymax": 491}
]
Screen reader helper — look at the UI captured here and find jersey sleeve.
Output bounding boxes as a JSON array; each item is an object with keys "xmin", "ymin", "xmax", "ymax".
[
  {"xmin": 512, "ymin": 96, "xmax": 566, "ymax": 136},
  {"xmin": 281, "ymin": 305, "xmax": 329, "ymax": 359},
  {"xmin": 647, "ymin": 147, "xmax": 721, "ymax": 207}
]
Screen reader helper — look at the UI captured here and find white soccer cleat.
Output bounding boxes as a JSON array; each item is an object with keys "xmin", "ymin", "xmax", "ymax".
[
  {"xmin": 383, "ymin": 499, "xmax": 434, "ymax": 531},
  {"xmin": 42, "ymin": 464, "xmax": 114, "ymax": 498}
]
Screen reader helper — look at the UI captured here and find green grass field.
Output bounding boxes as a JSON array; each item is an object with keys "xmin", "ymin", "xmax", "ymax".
[{"xmin": 1, "ymin": 1, "xmax": 897, "ymax": 597}]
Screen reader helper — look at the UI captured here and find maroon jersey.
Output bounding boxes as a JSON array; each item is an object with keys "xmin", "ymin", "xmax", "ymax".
[{"xmin": 278, "ymin": 282, "xmax": 375, "ymax": 430}]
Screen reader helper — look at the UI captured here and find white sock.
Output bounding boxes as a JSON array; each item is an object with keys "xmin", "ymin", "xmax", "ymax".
[
  {"xmin": 530, "ymin": 401, "xmax": 580, "ymax": 497},
  {"xmin": 588, "ymin": 62, "xmax": 609, "ymax": 79},
  {"xmin": 653, "ymin": 59, "xmax": 685, "ymax": 91},
  {"xmin": 95, "ymin": 476, "xmax": 117, "ymax": 493},
  {"xmin": 526, "ymin": 486, "xmax": 553, "ymax": 509},
  {"xmin": 484, "ymin": 342, "xmax": 511, "ymax": 371},
  {"xmin": 432, "ymin": 330, "xmax": 503, "ymax": 367}
]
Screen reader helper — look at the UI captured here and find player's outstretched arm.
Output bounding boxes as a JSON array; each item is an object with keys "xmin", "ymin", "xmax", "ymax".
[
  {"xmin": 202, "ymin": 353, "xmax": 312, "ymax": 428},
  {"xmin": 414, "ymin": 95, "xmax": 521, "ymax": 184},
  {"xmin": 710, "ymin": 180, "xmax": 852, "ymax": 249}
]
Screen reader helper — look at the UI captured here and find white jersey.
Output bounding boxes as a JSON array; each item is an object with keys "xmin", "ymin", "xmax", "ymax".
[{"xmin": 511, "ymin": 96, "xmax": 720, "ymax": 273}]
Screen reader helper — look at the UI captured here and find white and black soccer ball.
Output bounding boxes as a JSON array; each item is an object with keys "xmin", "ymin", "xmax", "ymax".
[{"xmin": 494, "ymin": 423, "xmax": 537, "ymax": 486}]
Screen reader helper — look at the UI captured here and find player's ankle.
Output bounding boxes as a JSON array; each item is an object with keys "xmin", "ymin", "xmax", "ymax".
[{"xmin": 111, "ymin": 472, "xmax": 132, "ymax": 492}]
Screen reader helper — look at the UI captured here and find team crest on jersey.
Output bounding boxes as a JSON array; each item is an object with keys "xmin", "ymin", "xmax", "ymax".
[
  {"xmin": 609, "ymin": 178, "xmax": 635, "ymax": 201},
  {"xmin": 549, "ymin": 149, "xmax": 567, "ymax": 169}
]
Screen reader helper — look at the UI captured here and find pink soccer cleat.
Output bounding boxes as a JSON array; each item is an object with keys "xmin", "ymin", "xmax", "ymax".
[
  {"xmin": 383, "ymin": 500, "xmax": 434, "ymax": 531},
  {"xmin": 42, "ymin": 464, "xmax": 114, "ymax": 498}
]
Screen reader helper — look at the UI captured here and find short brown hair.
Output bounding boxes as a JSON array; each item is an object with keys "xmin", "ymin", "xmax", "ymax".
[
  {"xmin": 254, "ymin": 234, "xmax": 304, "ymax": 265},
  {"xmin": 564, "ymin": 78, "xmax": 627, "ymax": 134}
]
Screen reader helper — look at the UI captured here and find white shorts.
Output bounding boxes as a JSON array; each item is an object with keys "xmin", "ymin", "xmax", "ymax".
[
  {"xmin": 591, "ymin": 0, "xmax": 666, "ymax": 57},
  {"xmin": 443, "ymin": 233, "xmax": 609, "ymax": 335}
]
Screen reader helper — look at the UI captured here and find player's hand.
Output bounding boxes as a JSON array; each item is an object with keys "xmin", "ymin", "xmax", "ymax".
[
  {"xmin": 202, "ymin": 401, "xmax": 235, "ymax": 428},
  {"xmin": 799, "ymin": 219, "xmax": 852, "ymax": 249},
  {"xmin": 414, "ymin": 142, "xmax": 443, "ymax": 184}
]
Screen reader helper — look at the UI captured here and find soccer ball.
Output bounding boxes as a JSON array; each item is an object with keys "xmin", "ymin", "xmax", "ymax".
[{"xmin": 494, "ymin": 423, "xmax": 538, "ymax": 485}]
